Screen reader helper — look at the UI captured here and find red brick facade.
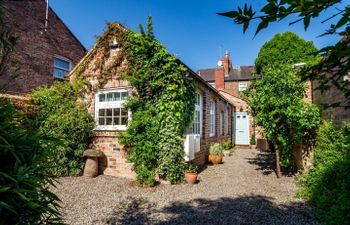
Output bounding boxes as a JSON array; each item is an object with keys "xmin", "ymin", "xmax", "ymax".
[{"xmin": 1, "ymin": 0, "xmax": 86, "ymax": 94}]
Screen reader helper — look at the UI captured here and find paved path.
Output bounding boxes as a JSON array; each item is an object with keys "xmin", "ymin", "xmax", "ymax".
[{"xmin": 54, "ymin": 148, "xmax": 320, "ymax": 225}]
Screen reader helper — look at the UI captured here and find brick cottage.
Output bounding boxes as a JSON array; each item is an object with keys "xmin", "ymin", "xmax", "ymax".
[{"xmin": 68, "ymin": 23, "xmax": 234, "ymax": 179}]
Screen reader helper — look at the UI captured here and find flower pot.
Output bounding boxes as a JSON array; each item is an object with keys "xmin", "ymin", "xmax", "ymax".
[
  {"xmin": 208, "ymin": 155, "xmax": 223, "ymax": 164},
  {"xmin": 185, "ymin": 172, "xmax": 198, "ymax": 185}
]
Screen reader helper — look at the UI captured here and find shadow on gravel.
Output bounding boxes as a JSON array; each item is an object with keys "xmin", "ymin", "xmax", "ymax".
[
  {"xmin": 101, "ymin": 195, "xmax": 319, "ymax": 225},
  {"xmin": 246, "ymin": 150, "xmax": 294, "ymax": 177}
]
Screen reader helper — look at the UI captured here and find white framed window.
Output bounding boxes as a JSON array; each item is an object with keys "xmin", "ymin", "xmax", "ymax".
[
  {"xmin": 238, "ymin": 82, "xmax": 247, "ymax": 91},
  {"xmin": 210, "ymin": 100, "xmax": 216, "ymax": 137},
  {"xmin": 192, "ymin": 92, "xmax": 203, "ymax": 136},
  {"xmin": 95, "ymin": 88, "xmax": 130, "ymax": 130},
  {"xmin": 225, "ymin": 108, "xmax": 229, "ymax": 135},
  {"xmin": 53, "ymin": 56, "xmax": 72, "ymax": 79}
]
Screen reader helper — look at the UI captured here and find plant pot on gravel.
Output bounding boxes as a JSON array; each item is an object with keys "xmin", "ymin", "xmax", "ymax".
[
  {"xmin": 208, "ymin": 143, "xmax": 223, "ymax": 165},
  {"xmin": 83, "ymin": 149, "xmax": 104, "ymax": 178},
  {"xmin": 184, "ymin": 165, "xmax": 198, "ymax": 185}
]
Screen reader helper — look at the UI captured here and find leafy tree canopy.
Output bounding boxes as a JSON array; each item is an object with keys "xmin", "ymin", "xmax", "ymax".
[{"xmin": 255, "ymin": 32, "xmax": 320, "ymax": 74}]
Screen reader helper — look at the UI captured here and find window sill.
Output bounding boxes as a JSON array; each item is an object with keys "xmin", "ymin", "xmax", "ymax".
[{"xmin": 94, "ymin": 126, "xmax": 127, "ymax": 131}]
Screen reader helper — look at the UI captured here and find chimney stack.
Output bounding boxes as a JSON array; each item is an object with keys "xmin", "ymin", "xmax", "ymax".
[
  {"xmin": 221, "ymin": 50, "xmax": 232, "ymax": 76},
  {"xmin": 215, "ymin": 66, "xmax": 225, "ymax": 90}
]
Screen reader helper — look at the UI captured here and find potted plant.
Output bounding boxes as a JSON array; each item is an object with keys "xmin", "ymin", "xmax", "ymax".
[
  {"xmin": 223, "ymin": 140, "xmax": 233, "ymax": 157},
  {"xmin": 208, "ymin": 143, "xmax": 223, "ymax": 164},
  {"xmin": 184, "ymin": 164, "xmax": 198, "ymax": 185}
]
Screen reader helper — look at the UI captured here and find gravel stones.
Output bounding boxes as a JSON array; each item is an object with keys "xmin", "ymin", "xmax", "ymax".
[{"xmin": 52, "ymin": 148, "xmax": 320, "ymax": 225}]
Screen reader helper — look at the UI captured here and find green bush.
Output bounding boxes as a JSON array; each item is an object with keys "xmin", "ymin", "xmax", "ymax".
[
  {"xmin": 250, "ymin": 135, "xmax": 256, "ymax": 145},
  {"xmin": 297, "ymin": 121, "xmax": 350, "ymax": 225},
  {"xmin": 209, "ymin": 143, "xmax": 223, "ymax": 156},
  {"xmin": 0, "ymin": 100, "xmax": 63, "ymax": 224},
  {"xmin": 33, "ymin": 81, "xmax": 94, "ymax": 176}
]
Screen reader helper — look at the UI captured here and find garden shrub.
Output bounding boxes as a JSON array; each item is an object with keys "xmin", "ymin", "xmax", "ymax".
[
  {"xmin": 32, "ymin": 81, "xmax": 94, "ymax": 176},
  {"xmin": 120, "ymin": 17, "xmax": 195, "ymax": 185},
  {"xmin": 223, "ymin": 140, "xmax": 233, "ymax": 150},
  {"xmin": 297, "ymin": 121, "xmax": 350, "ymax": 225},
  {"xmin": 0, "ymin": 99, "xmax": 63, "ymax": 224}
]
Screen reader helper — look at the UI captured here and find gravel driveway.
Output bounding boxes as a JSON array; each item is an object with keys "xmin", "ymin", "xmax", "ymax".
[{"xmin": 53, "ymin": 148, "xmax": 320, "ymax": 225}]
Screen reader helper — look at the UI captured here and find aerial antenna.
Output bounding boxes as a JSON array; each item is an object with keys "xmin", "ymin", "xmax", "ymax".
[{"xmin": 44, "ymin": 0, "xmax": 49, "ymax": 32}]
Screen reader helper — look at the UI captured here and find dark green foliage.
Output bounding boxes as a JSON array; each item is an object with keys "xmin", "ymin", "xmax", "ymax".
[
  {"xmin": 255, "ymin": 32, "xmax": 319, "ymax": 74},
  {"xmin": 245, "ymin": 65, "xmax": 320, "ymax": 167},
  {"xmin": 120, "ymin": 17, "xmax": 195, "ymax": 185},
  {"xmin": 0, "ymin": 100, "xmax": 63, "ymax": 225},
  {"xmin": 244, "ymin": 33, "xmax": 320, "ymax": 167},
  {"xmin": 32, "ymin": 81, "xmax": 94, "ymax": 176},
  {"xmin": 297, "ymin": 121, "xmax": 350, "ymax": 225}
]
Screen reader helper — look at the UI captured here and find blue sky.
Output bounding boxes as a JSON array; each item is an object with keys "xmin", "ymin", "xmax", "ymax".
[{"xmin": 50, "ymin": 0, "xmax": 343, "ymax": 71}]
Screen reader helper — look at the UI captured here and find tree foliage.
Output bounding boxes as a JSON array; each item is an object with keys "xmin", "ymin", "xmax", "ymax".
[
  {"xmin": 255, "ymin": 32, "xmax": 319, "ymax": 74},
  {"xmin": 120, "ymin": 17, "xmax": 195, "ymax": 185},
  {"xmin": 297, "ymin": 121, "xmax": 350, "ymax": 225},
  {"xmin": 0, "ymin": 100, "xmax": 64, "ymax": 224},
  {"xmin": 245, "ymin": 65, "xmax": 320, "ymax": 167},
  {"xmin": 244, "ymin": 32, "xmax": 320, "ymax": 169},
  {"xmin": 219, "ymin": 0, "xmax": 350, "ymax": 106},
  {"xmin": 32, "ymin": 81, "xmax": 94, "ymax": 176}
]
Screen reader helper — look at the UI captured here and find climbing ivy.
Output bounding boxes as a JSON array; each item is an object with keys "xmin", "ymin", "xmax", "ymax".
[{"xmin": 120, "ymin": 17, "xmax": 195, "ymax": 185}]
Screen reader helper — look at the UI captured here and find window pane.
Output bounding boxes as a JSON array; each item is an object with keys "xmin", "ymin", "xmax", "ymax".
[
  {"xmin": 98, "ymin": 117, "xmax": 105, "ymax": 125},
  {"xmin": 99, "ymin": 109, "xmax": 105, "ymax": 116},
  {"xmin": 106, "ymin": 109, "xmax": 112, "ymax": 117},
  {"xmin": 113, "ymin": 92, "xmax": 120, "ymax": 101},
  {"xmin": 54, "ymin": 58, "xmax": 70, "ymax": 70},
  {"xmin": 99, "ymin": 94, "xmax": 106, "ymax": 102},
  {"xmin": 121, "ymin": 108, "xmax": 128, "ymax": 116},
  {"xmin": 53, "ymin": 68, "xmax": 66, "ymax": 79},
  {"xmin": 113, "ymin": 117, "xmax": 119, "ymax": 125},
  {"xmin": 113, "ymin": 108, "xmax": 120, "ymax": 117},
  {"xmin": 106, "ymin": 118, "xmax": 112, "ymax": 125},
  {"xmin": 107, "ymin": 93, "xmax": 113, "ymax": 101},
  {"xmin": 121, "ymin": 117, "xmax": 128, "ymax": 125},
  {"xmin": 121, "ymin": 91, "xmax": 128, "ymax": 100}
]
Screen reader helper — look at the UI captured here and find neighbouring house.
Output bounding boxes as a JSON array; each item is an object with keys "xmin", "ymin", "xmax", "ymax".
[
  {"xmin": 197, "ymin": 51, "xmax": 258, "ymax": 146},
  {"xmin": 0, "ymin": 0, "xmax": 86, "ymax": 94},
  {"xmin": 68, "ymin": 23, "xmax": 234, "ymax": 179}
]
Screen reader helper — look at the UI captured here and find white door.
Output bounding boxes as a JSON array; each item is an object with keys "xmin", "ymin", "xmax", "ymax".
[{"xmin": 235, "ymin": 112, "xmax": 249, "ymax": 145}]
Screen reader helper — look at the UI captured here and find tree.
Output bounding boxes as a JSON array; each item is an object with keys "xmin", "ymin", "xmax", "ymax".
[
  {"xmin": 245, "ymin": 65, "xmax": 320, "ymax": 177},
  {"xmin": 255, "ymin": 32, "xmax": 320, "ymax": 74},
  {"xmin": 244, "ymin": 32, "xmax": 320, "ymax": 177},
  {"xmin": 219, "ymin": 0, "xmax": 350, "ymax": 107}
]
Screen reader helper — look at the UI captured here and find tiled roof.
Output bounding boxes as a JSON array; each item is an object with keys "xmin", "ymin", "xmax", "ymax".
[{"xmin": 197, "ymin": 66, "xmax": 256, "ymax": 82}]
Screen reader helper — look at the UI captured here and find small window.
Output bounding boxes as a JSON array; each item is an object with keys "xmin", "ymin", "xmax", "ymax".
[
  {"xmin": 238, "ymin": 82, "xmax": 247, "ymax": 91},
  {"xmin": 53, "ymin": 57, "xmax": 72, "ymax": 79},
  {"xmin": 243, "ymin": 116, "xmax": 246, "ymax": 118},
  {"xmin": 95, "ymin": 88, "xmax": 130, "ymax": 130}
]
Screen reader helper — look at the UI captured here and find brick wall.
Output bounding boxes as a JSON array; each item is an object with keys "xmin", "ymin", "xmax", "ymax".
[
  {"xmin": 224, "ymin": 80, "xmax": 252, "ymax": 98},
  {"xmin": 1, "ymin": 0, "xmax": 86, "ymax": 94},
  {"xmin": 313, "ymin": 79, "xmax": 350, "ymax": 123},
  {"xmin": 191, "ymin": 77, "xmax": 233, "ymax": 166}
]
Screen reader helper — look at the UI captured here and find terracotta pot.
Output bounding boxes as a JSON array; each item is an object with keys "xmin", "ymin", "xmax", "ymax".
[
  {"xmin": 185, "ymin": 172, "xmax": 198, "ymax": 185},
  {"xmin": 208, "ymin": 155, "xmax": 223, "ymax": 164}
]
